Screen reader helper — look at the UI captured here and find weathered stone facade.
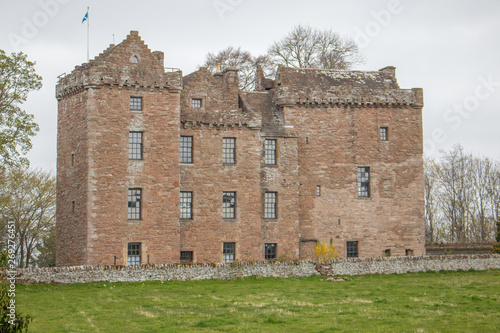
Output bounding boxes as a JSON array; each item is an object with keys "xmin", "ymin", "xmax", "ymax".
[{"xmin": 56, "ymin": 31, "xmax": 425, "ymax": 266}]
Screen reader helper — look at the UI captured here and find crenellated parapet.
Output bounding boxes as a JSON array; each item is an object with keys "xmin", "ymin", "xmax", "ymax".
[{"xmin": 273, "ymin": 66, "xmax": 423, "ymax": 109}]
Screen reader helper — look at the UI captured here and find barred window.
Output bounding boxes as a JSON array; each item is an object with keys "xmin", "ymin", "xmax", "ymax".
[
  {"xmin": 223, "ymin": 242, "xmax": 235, "ymax": 263},
  {"xmin": 180, "ymin": 136, "xmax": 193, "ymax": 163},
  {"xmin": 192, "ymin": 98, "xmax": 202, "ymax": 108},
  {"xmin": 130, "ymin": 97, "xmax": 142, "ymax": 111},
  {"xmin": 265, "ymin": 139, "xmax": 277, "ymax": 165},
  {"xmin": 127, "ymin": 243, "xmax": 141, "ymax": 265},
  {"xmin": 317, "ymin": 185, "xmax": 321, "ymax": 197},
  {"xmin": 180, "ymin": 251, "xmax": 193, "ymax": 263},
  {"xmin": 380, "ymin": 127, "xmax": 388, "ymax": 141},
  {"xmin": 357, "ymin": 167, "xmax": 370, "ymax": 197},
  {"xmin": 180, "ymin": 191, "xmax": 192, "ymax": 219},
  {"xmin": 128, "ymin": 132, "xmax": 143, "ymax": 160},
  {"xmin": 264, "ymin": 192, "xmax": 277, "ymax": 219},
  {"xmin": 128, "ymin": 188, "xmax": 142, "ymax": 220},
  {"xmin": 222, "ymin": 192, "xmax": 236, "ymax": 219},
  {"xmin": 222, "ymin": 138, "xmax": 235, "ymax": 164},
  {"xmin": 265, "ymin": 243, "xmax": 277, "ymax": 260},
  {"xmin": 346, "ymin": 241, "xmax": 358, "ymax": 258}
]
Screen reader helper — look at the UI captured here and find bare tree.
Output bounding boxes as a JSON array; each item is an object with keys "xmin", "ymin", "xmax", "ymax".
[
  {"xmin": 424, "ymin": 157, "xmax": 440, "ymax": 243},
  {"xmin": 202, "ymin": 46, "xmax": 267, "ymax": 91},
  {"xmin": 267, "ymin": 25, "xmax": 365, "ymax": 70},
  {"xmin": 0, "ymin": 167, "xmax": 55, "ymax": 267}
]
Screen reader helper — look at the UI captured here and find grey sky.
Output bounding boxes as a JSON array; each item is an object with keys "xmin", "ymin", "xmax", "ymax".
[{"xmin": 1, "ymin": 0, "xmax": 499, "ymax": 172}]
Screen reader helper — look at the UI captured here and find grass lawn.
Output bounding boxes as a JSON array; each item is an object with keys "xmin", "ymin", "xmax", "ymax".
[{"xmin": 17, "ymin": 270, "xmax": 500, "ymax": 332}]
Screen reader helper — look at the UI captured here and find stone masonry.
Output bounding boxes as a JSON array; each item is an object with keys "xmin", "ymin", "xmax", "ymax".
[{"xmin": 56, "ymin": 31, "xmax": 425, "ymax": 266}]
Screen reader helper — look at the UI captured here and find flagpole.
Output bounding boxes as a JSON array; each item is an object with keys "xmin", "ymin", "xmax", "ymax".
[{"xmin": 87, "ymin": 6, "xmax": 89, "ymax": 62}]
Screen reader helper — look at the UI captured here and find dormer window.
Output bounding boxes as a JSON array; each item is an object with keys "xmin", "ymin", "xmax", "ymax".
[{"xmin": 131, "ymin": 55, "xmax": 138, "ymax": 63}]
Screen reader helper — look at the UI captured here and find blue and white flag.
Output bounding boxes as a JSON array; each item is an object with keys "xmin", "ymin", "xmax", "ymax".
[{"xmin": 82, "ymin": 10, "xmax": 88, "ymax": 24}]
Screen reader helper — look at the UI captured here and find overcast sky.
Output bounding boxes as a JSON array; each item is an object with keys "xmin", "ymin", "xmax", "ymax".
[{"xmin": 1, "ymin": 0, "xmax": 499, "ymax": 173}]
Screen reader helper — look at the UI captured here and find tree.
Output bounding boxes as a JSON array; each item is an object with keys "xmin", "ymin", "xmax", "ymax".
[
  {"xmin": 0, "ymin": 50, "xmax": 42, "ymax": 169},
  {"xmin": 202, "ymin": 25, "xmax": 364, "ymax": 91},
  {"xmin": 267, "ymin": 25, "xmax": 365, "ymax": 70},
  {"xmin": 35, "ymin": 225, "xmax": 55, "ymax": 267},
  {"xmin": 0, "ymin": 168, "xmax": 55, "ymax": 268},
  {"xmin": 202, "ymin": 46, "xmax": 267, "ymax": 91}
]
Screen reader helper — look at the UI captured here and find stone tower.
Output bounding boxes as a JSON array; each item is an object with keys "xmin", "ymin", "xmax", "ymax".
[{"xmin": 56, "ymin": 31, "xmax": 182, "ymax": 266}]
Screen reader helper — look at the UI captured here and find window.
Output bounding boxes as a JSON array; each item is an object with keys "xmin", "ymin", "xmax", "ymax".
[
  {"xmin": 180, "ymin": 251, "xmax": 193, "ymax": 263},
  {"xmin": 71, "ymin": 201, "xmax": 75, "ymax": 213},
  {"xmin": 357, "ymin": 167, "xmax": 370, "ymax": 197},
  {"xmin": 191, "ymin": 98, "xmax": 202, "ymax": 108},
  {"xmin": 180, "ymin": 191, "xmax": 192, "ymax": 219},
  {"xmin": 130, "ymin": 97, "xmax": 142, "ymax": 111},
  {"xmin": 265, "ymin": 139, "xmax": 277, "ymax": 165},
  {"xmin": 180, "ymin": 136, "xmax": 193, "ymax": 163},
  {"xmin": 128, "ymin": 132, "xmax": 143, "ymax": 160},
  {"xmin": 127, "ymin": 243, "xmax": 141, "ymax": 265},
  {"xmin": 265, "ymin": 243, "xmax": 277, "ymax": 260},
  {"xmin": 222, "ymin": 192, "xmax": 236, "ymax": 219},
  {"xmin": 223, "ymin": 242, "xmax": 235, "ymax": 263},
  {"xmin": 222, "ymin": 138, "xmax": 235, "ymax": 164},
  {"xmin": 346, "ymin": 241, "xmax": 358, "ymax": 258},
  {"xmin": 405, "ymin": 249, "xmax": 414, "ymax": 256},
  {"xmin": 71, "ymin": 153, "xmax": 75, "ymax": 167},
  {"xmin": 384, "ymin": 249, "xmax": 391, "ymax": 257},
  {"xmin": 380, "ymin": 127, "xmax": 388, "ymax": 141},
  {"xmin": 131, "ymin": 55, "xmax": 139, "ymax": 63},
  {"xmin": 317, "ymin": 185, "xmax": 321, "ymax": 197},
  {"xmin": 264, "ymin": 192, "xmax": 277, "ymax": 219},
  {"xmin": 128, "ymin": 189, "xmax": 142, "ymax": 220}
]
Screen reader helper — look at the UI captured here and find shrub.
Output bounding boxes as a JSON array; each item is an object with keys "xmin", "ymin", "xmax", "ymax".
[{"xmin": 313, "ymin": 239, "xmax": 338, "ymax": 262}]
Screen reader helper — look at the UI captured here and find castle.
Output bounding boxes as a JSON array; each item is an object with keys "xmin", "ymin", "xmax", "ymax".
[{"xmin": 55, "ymin": 31, "xmax": 425, "ymax": 266}]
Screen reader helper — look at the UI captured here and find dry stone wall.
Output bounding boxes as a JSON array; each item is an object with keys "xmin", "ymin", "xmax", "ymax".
[{"xmin": 13, "ymin": 255, "xmax": 500, "ymax": 284}]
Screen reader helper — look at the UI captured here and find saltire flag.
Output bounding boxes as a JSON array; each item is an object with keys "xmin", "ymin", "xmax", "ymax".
[{"xmin": 82, "ymin": 10, "xmax": 88, "ymax": 23}]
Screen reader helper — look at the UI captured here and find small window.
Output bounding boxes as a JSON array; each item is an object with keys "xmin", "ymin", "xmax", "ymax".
[
  {"xmin": 357, "ymin": 167, "xmax": 370, "ymax": 198},
  {"xmin": 127, "ymin": 243, "xmax": 141, "ymax": 265},
  {"xmin": 130, "ymin": 97, "xmax": 142, "ymax": 111},
  {"xmin": 71, "ymin": 153, "xmax": 75, "ymax": 167},
  {"xmin": 384, "ymin": 249, "xmax": 391, "ymax": 257},
  {"xmin": 222, "ymin": 192, "xmax": 236, "ymax": 219},
  {"xmin": 192, "ymin": 98, "xmax": 202, "ymax": 108},
  {"xmin": 405, "ymin": 249, "xmax": 414, "ymax": 256},
  {"xmin": 265, "ymin": 139, "xmax": 277, "ymax": 165},
  {"xmin": 180, "ymin": 136, "xmax": 193, "ymax": 163},
  {"xmin": 180, "ymin": 251, "xmax": 193, "ymax": 263},
  {"xmin": 223, "ymin": 242, "xmax": 235, "ymax": 263},
  {"xmin": 180, "ymin": 191, "xmax": 193, "ymax": 219},
  {"xmin": 71, "ymin": 201, "xmax": 75, "ymax": 213},
  {"xmin": 317, "ymin": 185, "xmax": 321, "ymax": 197},
  {"xmin": 129, "ymin": 132, "xmax": 143, "ymax": 160},
  {"xmin": 128, "ymin": 188, "xmax": 142, "ymax": 220},
  {"xmin": 346, "ymin": 241, "xmax": 358, "ymax": 258},
  {"xmin": 265, "ymin": 243, "xmax": 277, "ymax": 260},
  {"xmin": 264, "ymin": 192, "xmax": 277, "ymax": 219},
  {"xmin": 380, "ymin": 127, "xmax": 388, "ymax": 141},
  {"xmin": 222, "ymin": 138, "xmax": 236, "ymax": 164},
  {"xmin": 131, "ymin": 55, "xmax": 139, "ymax": 63}
]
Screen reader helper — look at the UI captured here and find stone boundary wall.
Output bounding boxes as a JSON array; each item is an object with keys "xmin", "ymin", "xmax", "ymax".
[
  {"xmin": 14, "ymin": 261, "xmax": 317, "ymax": 284},
  {"xmin": 425, "ymin": 243, "xmax": 495, "ymax": 256},
  {"xmin": 9, "ymin": 255, "xmax": 500, "ymax": 284},
  {"xmin": 317, "ymin": 254, "xmax": 500, "ymax": 276}
]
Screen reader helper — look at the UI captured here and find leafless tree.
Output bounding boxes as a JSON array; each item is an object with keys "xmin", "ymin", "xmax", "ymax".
[
  {"xmin": 0, "ymin": 167, "xmax": 55, "ymax": 267},
  {"xmin": 201, "ymin": 47, "xmax": 267, "ymax": 91},
  {"xmin": 424, "ymin": 145, "xmax": 499, "ymax": 244},
  {"xmin": 267, "ymin": 25, "xmax": 365, "ymax": 70}
]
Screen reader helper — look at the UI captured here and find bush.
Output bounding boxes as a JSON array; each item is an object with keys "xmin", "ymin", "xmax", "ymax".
[
  {"xmin": 0, "ymin": 251, "xmax": 31, "ymax": 332},
  {"xmin": 313, "ymin": 239, "xmax": 338, "ymax": 262}
]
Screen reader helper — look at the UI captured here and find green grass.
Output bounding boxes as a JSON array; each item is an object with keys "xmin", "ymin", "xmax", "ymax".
[{"xmin": 17, "ymin": 270, "xmax": 500, "ymax": 332}]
